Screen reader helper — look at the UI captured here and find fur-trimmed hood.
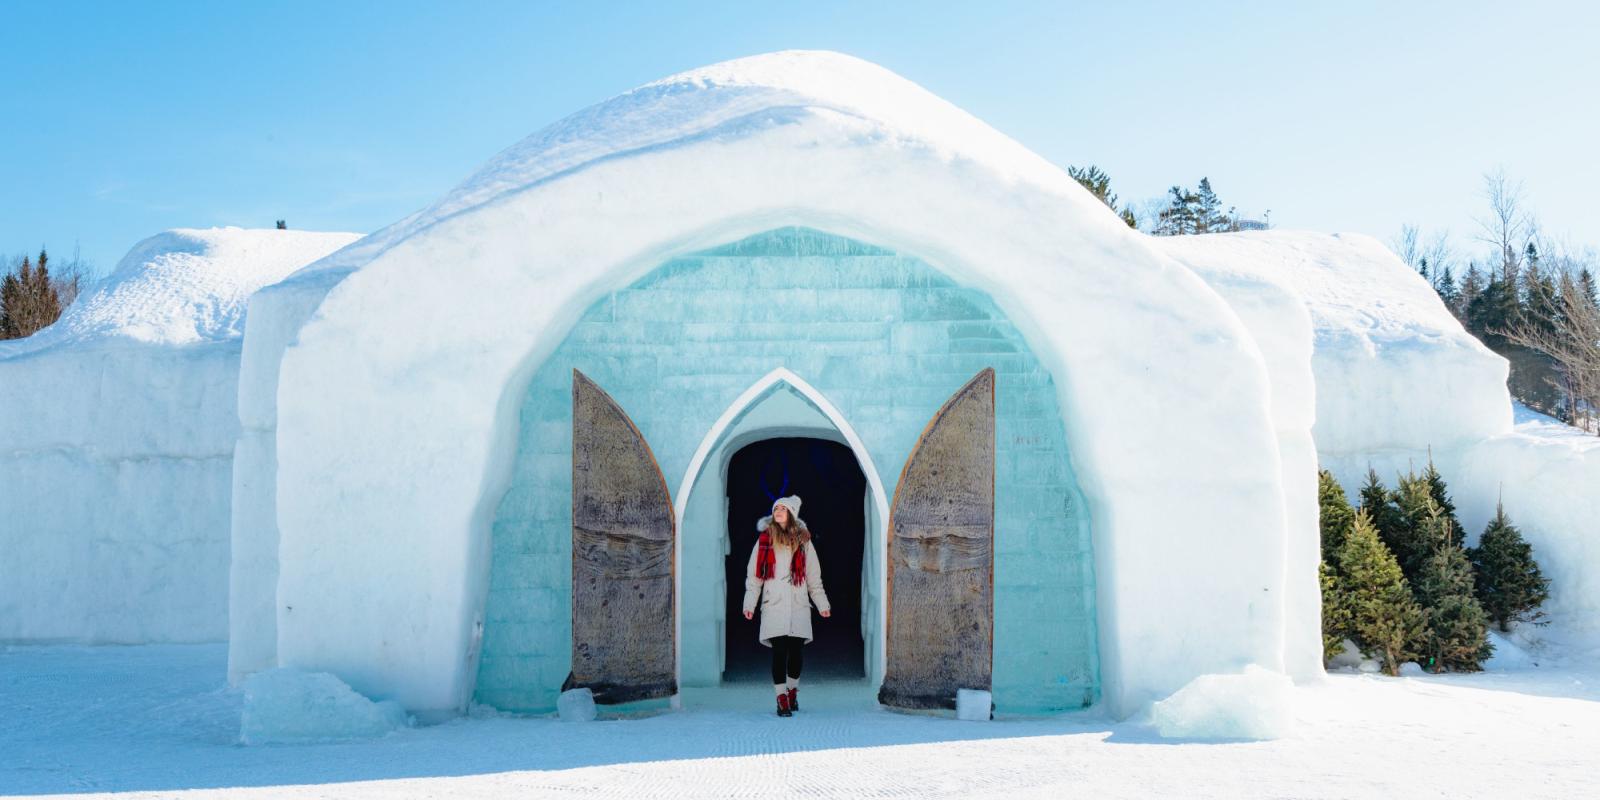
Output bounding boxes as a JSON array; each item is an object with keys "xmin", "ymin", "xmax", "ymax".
[{"xmin": 755, "ymin": 515, "xmax": 811, "ymax": 536}]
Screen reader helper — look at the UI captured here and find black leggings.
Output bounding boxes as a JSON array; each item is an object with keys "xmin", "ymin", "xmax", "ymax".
[{"xmin": 770, "ymin": 636, "xmax": 804, "ymax": 684}]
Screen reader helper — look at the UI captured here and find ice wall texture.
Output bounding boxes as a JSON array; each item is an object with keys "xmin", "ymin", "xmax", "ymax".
[
  {"xmin": 0, "ymin": 228, "xmax": 358, "ymax": 643},
  {"xmin": 267, "ymin": 50, "xmax": 1291, "ymax": 718},
  {"xmin": 474, "ymin": 228, "xmax": 1097, "ymax": 714}
]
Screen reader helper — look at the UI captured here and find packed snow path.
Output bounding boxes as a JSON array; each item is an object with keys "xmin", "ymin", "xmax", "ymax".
[{"xmin": 2, "ymin": 645, "xmax": 1595, "ymax": 798}]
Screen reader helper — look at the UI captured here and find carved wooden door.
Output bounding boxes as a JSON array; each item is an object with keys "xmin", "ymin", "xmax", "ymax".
[
  {"xmin": 564, "ymin": 369, "xmax": 676, "ymax": 704},
  {"xmin": 878, "ymin": 368, "xmax": 995, "ymax": 710}
]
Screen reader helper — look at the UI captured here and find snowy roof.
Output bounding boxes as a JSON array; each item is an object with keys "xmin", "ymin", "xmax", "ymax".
[
  {"xmin": 1159, "ymin": 230, "xmax": 1513, "ymax": 452},
  {"xmin": 282, "ymin": 49, "xmax": 1122, "ymax": 283},
  {"xmin": 0, "ymin": 227, "xmax": 360, "ymax": 357}
]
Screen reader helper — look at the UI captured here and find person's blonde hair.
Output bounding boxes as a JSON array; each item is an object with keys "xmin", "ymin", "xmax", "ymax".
[{"xmin": 766, "ymin": 515, "xmax": 804, "ymax": 550}]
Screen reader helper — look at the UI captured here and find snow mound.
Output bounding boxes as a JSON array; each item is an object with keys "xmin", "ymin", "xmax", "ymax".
[
  {"xmin": 241, "ymin": 668, "xmax": 410, "ymax": 745},
  {"xmin": 1160, "ymin": 230, "xmax": 1512, "ymax": 455},
  {"xmin": 0, "ymin": 227, "xmax": 360, "ymax": 356},
  {"xmin": 0, "ymin": 227, "xmax": 360, "ymax": 646},
  {"xmin": 1150, "ymin": 665, "xmax": 1295, "ymax": 741}
]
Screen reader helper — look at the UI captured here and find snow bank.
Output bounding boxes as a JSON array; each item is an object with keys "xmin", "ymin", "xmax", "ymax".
[
  {"xmin": 1150, "ymin": 665, "xmax": 1295, "ymax": 740},
  {"xmin": 259, "ymin": 50, "xmax": 1292, "ymax": 718},
  {"xmin": 1159, "ymin": 231, "xmax": 1512, "ymax": 457},
  {"xmin": 1453, "ymin": 418, "xmax": 1600, "ymax": 639},
  {"xmin": 0, "ymin": 228, "xmax": 358, "ymax": 644},
  {"xmin": 240, "ymin": 668, "xmax": 410, "ymax": 745}
]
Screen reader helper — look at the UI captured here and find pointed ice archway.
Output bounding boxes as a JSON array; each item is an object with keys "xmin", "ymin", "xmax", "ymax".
[{"xmin": 672, "ymin": 368, "xmax": 891, "ymax": 686}]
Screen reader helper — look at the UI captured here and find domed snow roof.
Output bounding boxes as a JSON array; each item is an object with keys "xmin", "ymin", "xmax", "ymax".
[
  {"xmin": 1, "ymin": 227, "xmax": 360, "ymax": 357},
  {"xmin": 288, "ymin": 49, "xmax": 1123, "ymax": 281}
]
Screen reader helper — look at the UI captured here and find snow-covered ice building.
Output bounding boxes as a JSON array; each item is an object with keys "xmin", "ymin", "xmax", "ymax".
[
  {"xmin": 0, "ymin": 228, "xmax": 358, "ymax": 643},
  {"xmin": 8, "ymin": 51, "xmax": 1597, "ymax": 723}
]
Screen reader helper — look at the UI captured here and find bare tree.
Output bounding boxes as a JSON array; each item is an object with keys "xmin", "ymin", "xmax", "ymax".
[
  {"xmin": 1476, "ymin": 169, "xmax": 1530, "ymax": 281},
  {"xmin": 1503, "ymin": 267, "xmax": 1600, "ymax": 434},
  {"xmin": 1395, "ymin": 224, "xmax": 1421, "ymax": 269}
]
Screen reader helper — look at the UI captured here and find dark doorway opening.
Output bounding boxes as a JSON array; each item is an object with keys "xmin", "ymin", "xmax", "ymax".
[{"xmin": 724, "ymin": 437, "xmax": 866, "ymax": 682}]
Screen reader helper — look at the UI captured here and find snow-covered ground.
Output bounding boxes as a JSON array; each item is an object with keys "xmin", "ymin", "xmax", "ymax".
[{"xmin": 4, "ymin": 642, "xmax": 1595, "ymax": 799}]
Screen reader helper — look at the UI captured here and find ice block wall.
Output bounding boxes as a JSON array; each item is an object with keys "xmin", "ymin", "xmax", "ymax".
[{"xmin": 475, "ymin": 228, "xmax": 1098, "ymax": 713}]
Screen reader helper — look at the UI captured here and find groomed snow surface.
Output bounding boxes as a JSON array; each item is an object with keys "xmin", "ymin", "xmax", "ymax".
[{"xmin": 3, "ymin": 641, "xmax": 1595, "ymax": 798}]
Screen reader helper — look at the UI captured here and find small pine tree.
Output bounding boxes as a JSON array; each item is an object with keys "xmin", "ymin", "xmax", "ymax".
[
  {"xmin": 1194, "ymin": 178, "xmax": 1226, "ymax": 233},
  {"xmin": 1459, "ymin": 264, "xmax": 1485, "ymax": 316},
  {"xmin": 1320, "ymin": 561, "xmax": 1352, "ymax": 661},
  {"xmin": 1411, "ymin": 503, "xmax": 1493, "ymax": 671},
  {"xmin": 1359, "ymin": 469, "xmax": 1414, "ymax": 575},
  {"xmin": 1067, "ymin": 165, "xmax": 1137, "ymax": 229},
  {"xmin": 1318, "ymin": 470, "xmax": 1356, "ymax": 564},
  {"xmin": 1385, "ymin": 467, "xmax": 1463, "ymax": 583},
  {"xmin": 275, "ymin": 219, "xmax": 288, "ymax": 230},
  {"xmin": 1578, "ymin": 267, "xmax": 1598, "ymax": 310},
  {"xmin": 1335, "ymin": 510, "xmax": 1424, "ymax": 675},
  {"xmin": 1154, "ymin": 185, "xmax": 1200, "ymax": 236},
  {"xmin": 1419, "ymin": 461, "xmax": 1464, "ymax": 547},
  {"xmin": 1469, "ymin": 503, "xmax": 1550, "ymax": 632}
]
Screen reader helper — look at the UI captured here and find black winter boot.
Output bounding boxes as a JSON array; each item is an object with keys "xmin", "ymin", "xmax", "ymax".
[{"xmin": 776, "ymin": 693, "xmax": 793, "ymax": 717}]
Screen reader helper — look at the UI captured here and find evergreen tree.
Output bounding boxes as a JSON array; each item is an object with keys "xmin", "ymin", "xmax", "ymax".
[
  {"xmin": 1578, "ymin": 267, "xmax": 1598, "ymax": 310},
  {"xmin": 1419, "ymin": 461, "xmax": 1464, "ymax": 547},
  {"xmin": 1411, "ymin": 503, "xmax": 1493, "ymax": 671},
  {"xmin": 1335, "ymin": 510, "xmax": 1424, "ymax": 675},
  {"xmin": 1194, "ymin": 178, "xmax": 1234, "ymax": 233},
  {"xmin": 1154, "ymin": 185, "xmax": 1200, "ymax": 236},
  {"xmin": 1459, "ymin": 263, "xmax": 1485, "ymax": 317},
  {"xmin": 1387, "ymin": 470, "xmax": 1439, "ymax": 582},
  {"xmin": 1435, "ymin": 266, "xmax": 1462, "ymax": 317},
  {"xmin": 1358, "ymin": 469, "xmax": 1412, "ymax": 572},
  {"xmin": 0, "ymin": 250, "xmax": 64, "ymax": 340},
  {"xmin": 1523, "ymin": 243, "xmax": 1560, "ymax": 336},
  {"xmin": 1320, "ymin": 561, "xmax": 1352, "ymax": 662},
  {"xmin": 1318, "ymin": 469, "xmax": 1356, "ymax": 564},
  {"xmin": 1067, "ymin": 165, "xmax": 1137, "ymax": 229},
  {"xmin": 1467, "ymin": 275, "xmax": 1517, "ymax": 345},
  {"xmin": 1469, "ymin": 503, "xmax": 1550, "ymax": 632}
]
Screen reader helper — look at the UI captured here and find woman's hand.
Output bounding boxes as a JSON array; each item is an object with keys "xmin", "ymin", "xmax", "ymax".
[
  {"xmin": 743, "ymin": 610, "xmax": 754, "ymax": 620},
  {"xmin": 819, "ymin": 610, "xmax": 831, "ymax": 618}
]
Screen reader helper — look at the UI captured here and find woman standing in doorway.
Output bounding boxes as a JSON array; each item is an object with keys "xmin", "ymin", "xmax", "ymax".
[{"xmin": 744, "ymin": 495, "xmax": 830, "ymax": 717}]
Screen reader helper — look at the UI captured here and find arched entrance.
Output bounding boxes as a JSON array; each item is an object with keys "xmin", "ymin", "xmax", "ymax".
[
  {"xmin": 471, "ymin": 227, "xmax": 1097, "ymax": 714},
  {"xmin": 672, "ymin": 370, "xmax": 891, "ymax": 690},
  {"xmin": 722, "ymin": 438, "xmax": 867, "ymax": 682}
]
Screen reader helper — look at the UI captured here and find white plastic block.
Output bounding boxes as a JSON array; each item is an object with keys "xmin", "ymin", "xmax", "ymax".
[{"xmin": 956, "ymin": 688, "xmax": 992, "ymax": 721}]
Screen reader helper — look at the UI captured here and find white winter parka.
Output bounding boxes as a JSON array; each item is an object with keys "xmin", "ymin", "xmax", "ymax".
[{"xmin": 743, "ymin": 526, "xmax": 830, "ymax": 646}]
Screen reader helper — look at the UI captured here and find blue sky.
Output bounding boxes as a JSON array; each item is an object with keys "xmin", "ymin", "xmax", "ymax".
[{"xmin": 3, "ymin": 1, "xmax": 1595, "ymax": 276}]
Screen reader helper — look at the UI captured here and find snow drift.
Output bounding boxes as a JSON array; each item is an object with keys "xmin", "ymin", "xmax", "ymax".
[
  {"xmin": 240, "ymin": 668, "xmax": 410, "ymax": 745},
  {"xmin": 0, "ymin": 228, "xmax": 358, "ymax": 643}
]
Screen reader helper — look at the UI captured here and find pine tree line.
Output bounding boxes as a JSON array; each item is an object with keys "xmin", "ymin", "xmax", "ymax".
[
  {"xmin": 1398, "ymin": 172, "xmax": 1600, "ymax": 432},
  {"xmin": 1066, "ymin": 166, "xmax": 1268, "ymax": 234},
  {"xmin": 1, "ymin": 248, "xmax": 82, "ymax": 340},
  {"xmin": 1318, "ymin": 466, "xmax": 1547, "ymax": 675}
]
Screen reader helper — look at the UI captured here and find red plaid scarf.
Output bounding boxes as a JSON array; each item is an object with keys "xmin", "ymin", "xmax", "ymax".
[{"xmin": 756, "ymin": 530, "xmax": 807, "ymax": 586}]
